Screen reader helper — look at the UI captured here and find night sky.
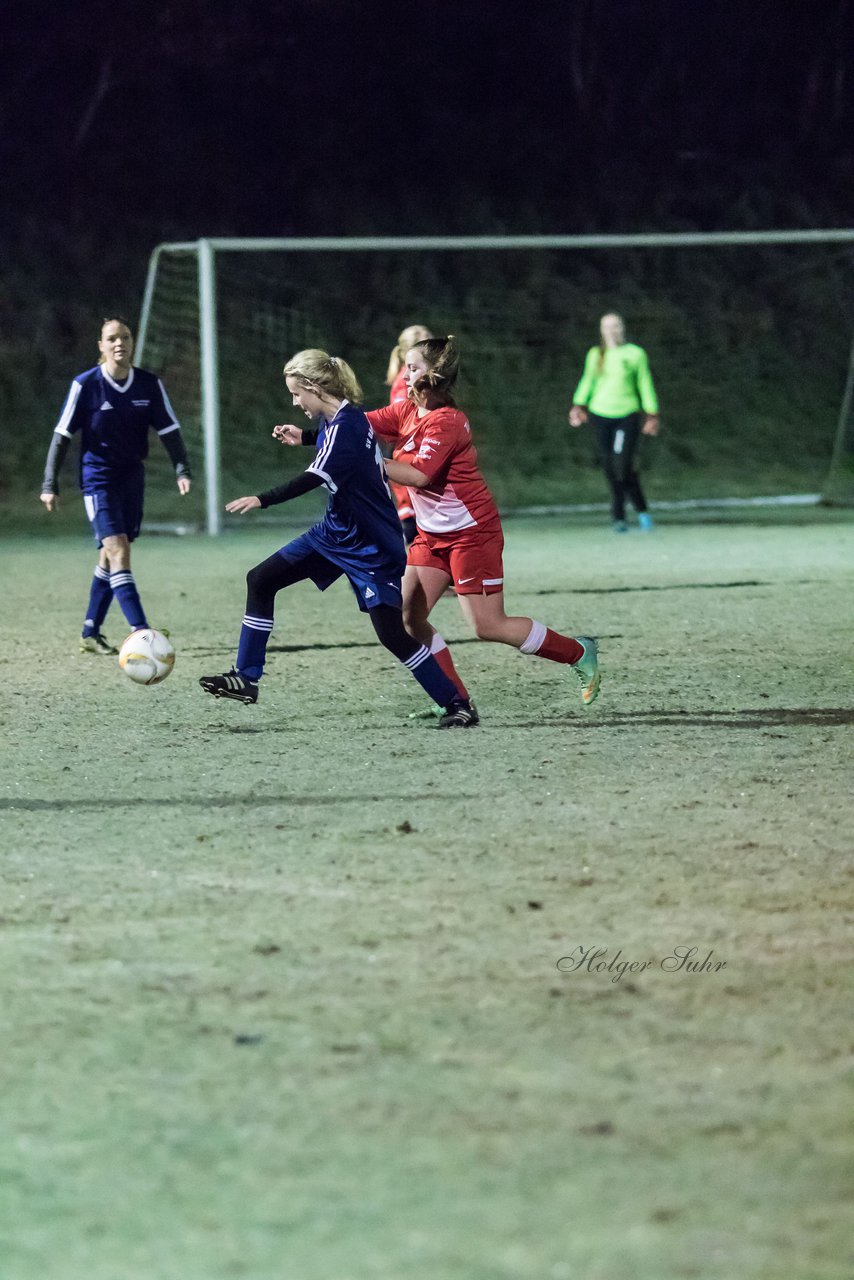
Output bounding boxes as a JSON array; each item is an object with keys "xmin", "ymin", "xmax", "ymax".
[{"xmin": 2, "ymin": 0, "xmax": 853, "ymax": 250}]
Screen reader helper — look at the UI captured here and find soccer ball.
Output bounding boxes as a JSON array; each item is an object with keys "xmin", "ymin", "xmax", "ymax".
[{"xmin": 118, "ymin": 628, "xmax": 175, "ymax": 685}]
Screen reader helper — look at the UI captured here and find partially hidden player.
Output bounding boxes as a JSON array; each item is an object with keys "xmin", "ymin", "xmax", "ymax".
[
  {"xmin": 384, "ymin": 324, "xmax": 433, "ymax": 546},
  {"xmin": 198, "ymin": 349, "xmax": 478, "ymax": 728},
  {"xmin": 282, "ymin": 337, "xmax": 601, "ymax": 718},
  {"xmin": 40, "ymin": 315, "xmax": 192, "ymax": 652}
]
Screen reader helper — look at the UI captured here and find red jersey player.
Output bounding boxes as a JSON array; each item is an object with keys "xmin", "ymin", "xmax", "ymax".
[
  {"xmin": 364, "ymin": 336, "xmax": 601, "ymax": 716},
  {"xmin": 384, "ymin": 324, "xmax": 432, "ymax": 545}
]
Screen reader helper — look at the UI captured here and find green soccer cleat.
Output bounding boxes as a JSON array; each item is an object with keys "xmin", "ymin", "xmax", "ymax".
[{"xmin": 572, "ymin": 637, "xmax": 601, "ymax": 705}]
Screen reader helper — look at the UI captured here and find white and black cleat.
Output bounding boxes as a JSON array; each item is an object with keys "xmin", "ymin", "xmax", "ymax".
[
  {"xmin": 199, "ymin": 668, "xmax": 259, "ymax": 704},
  {"xmin": 437, "ymin": 698, "xmax": 479, "ymax": 729}
]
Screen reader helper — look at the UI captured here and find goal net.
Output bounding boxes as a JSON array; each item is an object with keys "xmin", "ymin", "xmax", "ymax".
[{"xmin": 136, "ymin": 233, "xmax": 854, "ymax": 533}]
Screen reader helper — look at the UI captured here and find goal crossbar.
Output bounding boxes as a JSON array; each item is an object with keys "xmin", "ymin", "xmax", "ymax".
[{"xmin": 136, "ymin": 230, "xmax": 854, "ymax": 534}]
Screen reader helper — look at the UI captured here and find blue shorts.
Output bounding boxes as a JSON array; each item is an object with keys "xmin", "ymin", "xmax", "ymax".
[
  {"xmin": 83, "ymin": 470, "xmax": 145, "ymax": 545},
  {"xmin": 279, "ymin": 532, "xmax": 403, "ymax": 612}
]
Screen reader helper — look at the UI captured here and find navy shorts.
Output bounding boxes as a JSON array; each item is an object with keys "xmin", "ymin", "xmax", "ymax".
[
  {"xmin": 278, "ymin": 532, "xmax": 403, "ymax": 612},
  {"xmin": 83, "ymin": 469, "xmax": 145, "ymax": 545}
]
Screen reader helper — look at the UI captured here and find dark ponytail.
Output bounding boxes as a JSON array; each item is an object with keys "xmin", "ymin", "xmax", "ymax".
[{"xmin": 410, "ymin": 335, "xmax": 460, "ymax": 406}]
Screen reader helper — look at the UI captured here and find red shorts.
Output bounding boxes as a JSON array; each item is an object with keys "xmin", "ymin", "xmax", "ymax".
[{"xmin": 407, "ymin": 521, "xmax": 504, "ymax": 595}]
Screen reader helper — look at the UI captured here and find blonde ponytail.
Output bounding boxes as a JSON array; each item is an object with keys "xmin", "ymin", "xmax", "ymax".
[
  {"xmin": 283, "ymin": 349, "xmax": 363, "ymax": 403},
  {"xmin": 384, "ymin": 323, "xmax": 434, "ymax": 385}
]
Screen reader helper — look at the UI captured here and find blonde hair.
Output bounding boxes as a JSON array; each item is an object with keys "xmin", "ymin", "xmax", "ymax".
[
  {"xmin": 283, "ymin": 349, "xmax": 363, "ymax": 404},
  {"xmin": 385, "ymin": 324, "xmax": 433, "ymax": 385}
]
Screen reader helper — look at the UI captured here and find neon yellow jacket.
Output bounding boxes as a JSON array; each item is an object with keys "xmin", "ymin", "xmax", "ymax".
[{"xmin": 572, "ymin": 343, "xmax": 659, "ymax": 417}]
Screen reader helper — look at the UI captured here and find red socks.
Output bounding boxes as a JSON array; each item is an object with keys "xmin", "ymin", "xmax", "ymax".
[
  {"xmin": 521, "ymin": 621, "xmax": 583, "ymax": 665},
  {"xmin": 431, "ymin": 634, "xmax": 469, "ymax": 699}
]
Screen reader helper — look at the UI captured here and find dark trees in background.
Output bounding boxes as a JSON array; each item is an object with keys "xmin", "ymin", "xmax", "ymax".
[
  {"xmin": 1, "ymin": 0, "xmax": 852, "ymax": 238},
  {"xmin": 1, "ymin": 0, "xmax": 852, "ymax": 504}
]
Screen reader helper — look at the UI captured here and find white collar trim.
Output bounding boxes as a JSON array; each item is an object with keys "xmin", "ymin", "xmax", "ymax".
[{"xmin": 103, "ymin": 367, "xmax": 135, "ymax": 393}]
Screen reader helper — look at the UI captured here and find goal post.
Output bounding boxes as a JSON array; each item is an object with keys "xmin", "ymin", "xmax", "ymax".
[
  {"xmin": 136, "ymin": 230, "xmax": 854, "ymax": 535},
  {"xmin": 823, "ymin": 327, "xmax": 854, "ymax": 507}
]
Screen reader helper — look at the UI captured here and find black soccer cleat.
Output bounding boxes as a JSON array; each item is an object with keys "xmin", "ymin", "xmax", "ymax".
[
  {"xmin": 80, "ymin": 632, "xmax": 119, "ymax": 655},
  {"xmin": 199, "ymin": 668, "xmax": 259, "ymax": 704},
  {"xmin": 437, "ymin": 698, "xmax": 479, "ymax": 729}
]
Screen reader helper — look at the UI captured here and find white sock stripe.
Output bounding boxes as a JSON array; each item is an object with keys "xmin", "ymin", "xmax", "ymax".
[
  {"xmin": 520, "ymin": 619, "xmax": 548, "ymax": 655},
  {"xmin": 242, "ymin": 615, "xmax": 274, "ymax": 631},
  {"xmin": 109, "ymin": 572, "xmax": 136, "ymax": 587},
  {"xmin": 94, "ymin": 565, "xmax": 111, "ymax": 581},
  {"xmin": 403, "ymin": 645, "xmax": 431, "ymax": 670}
]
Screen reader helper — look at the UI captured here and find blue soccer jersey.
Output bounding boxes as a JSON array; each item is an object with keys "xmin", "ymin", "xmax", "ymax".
[
  {"xmin": 302, "ymin": 401, "xmax": 406, "ymax": 581},
  {"xmin": 53, "ymin": 365, "xmax": 182, "ymax": 490}
]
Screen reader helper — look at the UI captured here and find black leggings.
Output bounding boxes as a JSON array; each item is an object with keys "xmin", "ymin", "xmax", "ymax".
[
  {"xmin": 590, "ymin": 412, "xmax": 648, "ymax": 522},
  {"xmin": 246, "ymin": 551, "xmax": 421, "ymax": 662}
]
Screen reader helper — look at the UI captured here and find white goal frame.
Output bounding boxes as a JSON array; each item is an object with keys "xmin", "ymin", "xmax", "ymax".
[{"xmin": 136, "ymin": 230, "xmax": 854, "ymax": 535}]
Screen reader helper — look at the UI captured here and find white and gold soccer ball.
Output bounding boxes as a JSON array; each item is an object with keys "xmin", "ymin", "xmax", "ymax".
[{"xmin": 118, "ymin": 628, "xmax": 175, "ymax": 685}]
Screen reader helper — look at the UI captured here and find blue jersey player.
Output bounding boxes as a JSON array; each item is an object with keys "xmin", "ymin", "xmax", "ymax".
[
  {"xmin": 40, "ymin": 315, "xmax": 192, "ymax": 652},
  {"xmin": 199, "ymin": 349, "xmax": 477, "ymax": 728}
]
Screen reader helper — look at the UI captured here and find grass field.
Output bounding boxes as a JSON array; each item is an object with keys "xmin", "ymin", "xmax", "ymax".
[{"xmin": 1, "ymin": 514, "xmax": 852, "ymax": 1280}]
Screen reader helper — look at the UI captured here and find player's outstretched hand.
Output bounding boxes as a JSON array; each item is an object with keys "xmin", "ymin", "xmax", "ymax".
[
  {"xmin": 642, "ymin": 414, "xmax": 660, "ymax": 437},
  {"xmin": 40, "ymin": 492, "xmax": 57, "ymax": 512},
  {"xmin": 225, "ymin": 495, "xmax": 262, "ymax": 514},
  {"xmin": 568, "ymin": 406, "xmax": 587, "ymax": 428},
  {"xmin": 177, "ymin": 476, "xmax": 192, "ymax": 495},
  {"xmin": 272, "ymin": 424, "xmax": 303, "ymax": 446}
]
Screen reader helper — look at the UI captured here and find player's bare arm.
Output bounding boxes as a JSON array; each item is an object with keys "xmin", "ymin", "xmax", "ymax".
[{"xmin": 385, "ymin": 459, "xmax": 430, "ymax": 487}]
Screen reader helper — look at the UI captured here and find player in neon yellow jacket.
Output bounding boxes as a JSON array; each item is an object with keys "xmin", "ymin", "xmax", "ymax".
[{"xmin": 569, "ymin": 313, "xmax": 660, "ymax": 531}]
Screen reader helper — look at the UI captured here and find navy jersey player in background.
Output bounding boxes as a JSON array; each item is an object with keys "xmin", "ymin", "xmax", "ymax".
[
  {"xmin": 40, "ymin": 315, "xmax": 192, "ymax": 652},
  {"xmin": 199, "ymin": 349, "xmax": 477, "ymax": 729}
]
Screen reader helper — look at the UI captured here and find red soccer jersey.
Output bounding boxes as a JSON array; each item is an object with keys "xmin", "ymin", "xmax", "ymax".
[
  {"xmin": 388, "ymin": 368, "xmax": 409, "ymax": 404},
  {"xmin": 366, "ymin": 401, "xmax": 500, "ymax": 535},
  {"xmin": 387, "ymin": 371, "xmax": 413, "ymax": 517}
]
